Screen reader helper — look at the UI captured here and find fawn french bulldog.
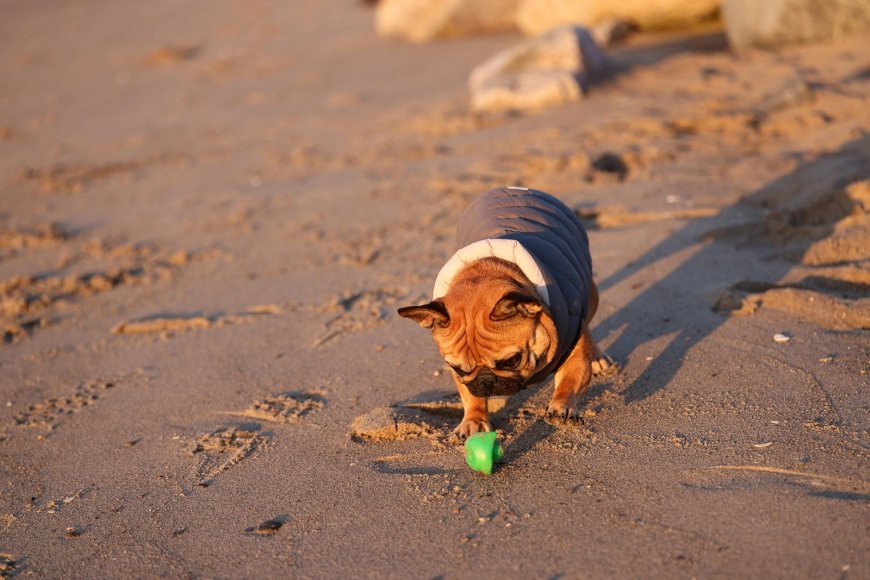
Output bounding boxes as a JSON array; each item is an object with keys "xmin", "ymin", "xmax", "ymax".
[{"xmin": 399, "ymin": 187, "xmax": 611, "ymax": 438}]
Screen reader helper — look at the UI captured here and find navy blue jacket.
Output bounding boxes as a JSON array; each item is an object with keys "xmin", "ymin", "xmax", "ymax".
[{"xmin": 435, "ymin": 187, "xmax": 592, "ymax": 382}]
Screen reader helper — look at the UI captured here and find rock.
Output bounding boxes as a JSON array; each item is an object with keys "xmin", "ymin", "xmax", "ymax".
[
  {"xmin": 723, "ymin": 0, "xmax": 870, "ymax": 50},
  {"xmin": 590, "ymin": 19, "xmax": 634, "ymax": 47},
  {"xmin": 472, "ymin": 70, "xmax": 583, "ymax": 113},
  {"xmin": 375, "ymin": 0, "xmax": 519, "ymax": 43},
  {"xmin": 516, "ymin": 0, "xmax": 721, "ymax": 36},
  {"xmin": 469, "ymin": 26, "xmax": 607, "ymax": 113}
]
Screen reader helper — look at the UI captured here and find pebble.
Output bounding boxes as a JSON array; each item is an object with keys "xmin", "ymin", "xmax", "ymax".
[{"xmin": 773, "ymin": 333, "xmax": 790, "ymax": 343}]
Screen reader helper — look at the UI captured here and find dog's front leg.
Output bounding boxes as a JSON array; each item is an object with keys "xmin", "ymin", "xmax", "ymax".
[
  {"xmin": 452, "ymin": 376, "xmax": 491, "ymax": 438},
  {"xmin": 546, "ymin": 323, "xmax": 595, "ymax": 421}
]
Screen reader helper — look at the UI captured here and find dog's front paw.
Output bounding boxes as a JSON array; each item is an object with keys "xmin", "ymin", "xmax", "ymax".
[
  {"xmin": 545, "ymin": 400, "xmax": 583, "ymax": 423},
  {"xmin": 452, "ymin": 417, "xmax": 492, "ymax": 439},
  {"xmin": 591, "ymin": 354, "xmax": 617, "ymax": 377}
]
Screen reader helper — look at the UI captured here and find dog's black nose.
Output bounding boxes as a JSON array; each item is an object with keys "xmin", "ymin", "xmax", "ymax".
[{"xmin": 467, "ymin": 369, "xmax": 522, "ymax": 397}]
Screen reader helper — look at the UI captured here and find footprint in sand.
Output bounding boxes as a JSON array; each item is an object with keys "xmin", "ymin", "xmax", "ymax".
[
  {"xmin": 0, "ymin": 221, "xmax": 68, "ymax": 259},
  {"xmin": 191, "ymin": 392, "xmax": 325, "ymax": 485},
  {"xmin": 191, "ymin": 426, "xmax": 267, "ymax": 487},
  {"xmin": 12, "ymin": 379, "xmax": 117, "ymax": 433},
  {"xmin": 312, "ymin": 288, "xmax": 409, "ymax": 348},
  {"xmin": 230, "ymin": 392, "xmax": 325, "ymax": 424},
  {"xmin": 0, "ymin": 236, "xmax": 192, "ymax": 343}
]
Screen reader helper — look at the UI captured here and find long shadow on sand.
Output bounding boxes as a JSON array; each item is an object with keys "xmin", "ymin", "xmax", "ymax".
[
  {"xmin": 591, "ymin": 134, "xmax": 869, "ymax": 405},
  {"xmin": 607, "ymin": 28, "xmax": 728, "ymax": 71}
]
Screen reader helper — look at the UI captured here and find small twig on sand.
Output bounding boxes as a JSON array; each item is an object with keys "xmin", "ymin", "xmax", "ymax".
[{"xmin": 706, "ymin": 465, "xmax": 870, "ymax": 492}]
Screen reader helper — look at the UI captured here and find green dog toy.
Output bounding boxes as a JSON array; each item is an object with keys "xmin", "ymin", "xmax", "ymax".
[{"xmin": 464, "ymin": 432, "xmax": 504, "ymax": 475}]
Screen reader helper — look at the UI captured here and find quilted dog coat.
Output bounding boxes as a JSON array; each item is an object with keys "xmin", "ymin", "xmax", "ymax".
[{"xmin": 433, "ymin": 187, "xmax": 592, "ymax": 382}]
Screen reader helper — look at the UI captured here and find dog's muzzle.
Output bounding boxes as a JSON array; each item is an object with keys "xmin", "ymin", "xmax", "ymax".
[{"xmin": 466, "ymin": 368, "xmax": 524, "ymax": 397}]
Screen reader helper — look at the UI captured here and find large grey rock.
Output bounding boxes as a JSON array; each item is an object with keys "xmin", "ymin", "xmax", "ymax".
[
  {"xmin": 469, "ymin": 25, "xmax": 607, "ymax": 113},
  {"xmin": 589, "ymin": 19, "xmax": 634, "ymax": 47},
  {"xmin": 375, "ymin": 0, "xmax": 519, "ymax": 43},
  {"xmin": 723, "ymin": 0, "xmax": 870, "ymax": 50},
  {"xmin": 516, "ymin": 0, "xmax": 721, "ymax": 36}
]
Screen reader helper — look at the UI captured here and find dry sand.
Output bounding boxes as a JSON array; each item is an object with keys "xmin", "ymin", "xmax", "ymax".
[{"xmin": 1, "ymin": 1, "xmax": 868, "ymax": 577}]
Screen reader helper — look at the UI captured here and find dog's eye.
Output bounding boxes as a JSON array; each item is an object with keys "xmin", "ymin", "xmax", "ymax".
[
  {"xmin": 495, "ymin": 353, "xmax": 522, "ymax": 371},
  {"xmin": 449, "ymin": 364, "xmax": 470, "ymax": 377}
]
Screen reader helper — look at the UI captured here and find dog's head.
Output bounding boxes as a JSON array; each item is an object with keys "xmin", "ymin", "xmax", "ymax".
[{"xmin": 398, "ymin": 258, "xmax": 558, "ymax": 397}]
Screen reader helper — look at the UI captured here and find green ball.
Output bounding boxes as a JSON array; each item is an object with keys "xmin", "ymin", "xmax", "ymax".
[{"xmin": 464, "ymin": 432, "xmax": 504, "ymax": 475}]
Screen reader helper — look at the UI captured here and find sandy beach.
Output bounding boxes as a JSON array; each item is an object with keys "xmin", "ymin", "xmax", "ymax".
[{"xmin": 1, "ymin": 1, "xmax": 868, "ymax": 577}]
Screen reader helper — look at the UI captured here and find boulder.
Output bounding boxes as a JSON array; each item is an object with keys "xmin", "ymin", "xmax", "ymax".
[
  {"xmin": 469, "ymin": 25, "xmax": 606, "ymax": 113},
  {"xmin": 590, "ymin": 19, "xmax": 634, "ymax": 47},
  {"xmin": 723, "ymin": 0, "xmax": 870, "ymax": 50},
  {"xmin": 471, "ymin": 69, "xmax": 584, "ymax": 113},
  {"xmin": 375, "ymin": 0, "xmax": 519, "ymax": 43},
  {"xmin": 516, "ymin": 0, "xmax": 721, "ymax": 36}
]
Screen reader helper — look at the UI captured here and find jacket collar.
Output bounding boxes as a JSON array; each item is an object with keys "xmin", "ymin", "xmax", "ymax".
[{"xmin": 432, "ymin": 238, "xmax": 550, "ymax": 306}]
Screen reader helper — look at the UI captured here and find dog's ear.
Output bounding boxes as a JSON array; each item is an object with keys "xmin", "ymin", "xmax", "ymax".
[
  {"xmin": 397, "ymin": 300, "xmax": 450, "ymax": 329},
  {"xmin": 490, "ymin": 291, "xmax": 543, "ymax": 321}
]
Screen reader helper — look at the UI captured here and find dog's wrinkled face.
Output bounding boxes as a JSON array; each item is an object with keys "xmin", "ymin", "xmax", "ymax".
[{"xmin": 399, "ymin": 261, "xmax": 558, "ymax": 398}]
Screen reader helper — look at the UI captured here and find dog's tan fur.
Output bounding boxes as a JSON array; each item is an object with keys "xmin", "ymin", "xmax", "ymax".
[{"xmin": 399, "ymin": 256, "xmax": 608, "ymax": 438}]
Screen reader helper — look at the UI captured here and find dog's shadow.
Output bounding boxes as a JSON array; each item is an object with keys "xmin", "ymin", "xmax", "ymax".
[
  {"xmin": 499, "ymin": 376, "xmax": 616, "ymax": 464},
  {"xmin": 504, "ymin": 418, "xmax": 557, "ymax": 463},
  {"xmin": 591, "ymin": 134, "xmax": 870, "ymax": 404}
]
